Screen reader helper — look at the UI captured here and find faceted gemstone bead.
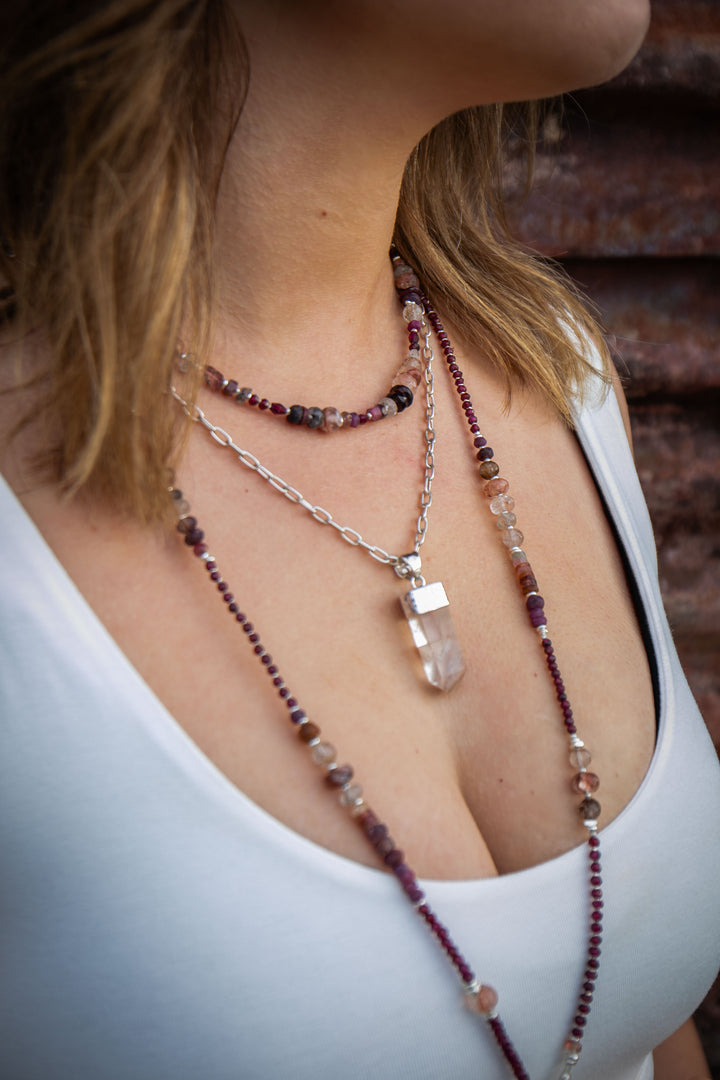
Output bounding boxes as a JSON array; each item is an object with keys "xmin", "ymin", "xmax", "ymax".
[
  {"xmin": 378, "ymin": 396, "xmax": 398, "ymax": 417},
  {"xmin": 478, "ymin": 460, "xmax": 499, "ymax": 479},
  {"xmin": 326, "ymin": 764, "xmax": 354, "ymax": 787},
  {"xmin": 579, "ymin": 798, "xmax": 602, "ymax": 820},
  {"xmin": 366, "ymin": 405, "xmax": 384, "ymax": 422},
  {"xmin": 403, "ymin": 301, "xmax": 424, "ymax": 322},
  {"xmin": 394, "ymin": 271, "xmax": 420, "ymax": 289},
  {"xmin": 483, "ymin": 477, "xmax": 509, "ymax": 497},
  {"xmin": 270, "ymin": 402, "xmax": 288, "ymax": 415},
  {"xmin": 298, "ymin": 722, "xmax": 320, "ymax": 743},
  {"xmin": 501, "ymin": 528, "xmax": 524, "ymax": 548},
  {"xmin": 564, "ymin": 1039, "xmax": 582, "ymax": 1054},
  {"xmin": 203, "ymin": 366, "xmax": 223, "ymax": 391},
  {"xmin": 306, "ymin": 407, "xmax": 324, "ymax": 429},
  {"xmin": 340, "ymin": 784, "xmax": 363, "ymax": 807},
  {"xmin": 287, "ymin": 404, "xmax": 304, "ymax": 425},
  {"xmin": 509, "ymin": 548, "xmax": 528, "ymax": 565},
  {"xmin": 496, "ymin": 512, "xmax": 517, "ymax": 529},
  {"xmin": 388, "ymin": 385, "xmax": 413, "ymax": 411},
  {"xmin": 223, "ymin": 379, "xmax": 239, "ymax": 396},
  {"xmin": 488, "ymin": 494, "xmax": 515, "ymax": 515},
  {"xmin": 572, "ymin": 771, "xmax": 600, "ymax": 794},
  {"xmin": 311, "ymin": 742, "xmax": 336, "ymax": 766},
  {"xmin": 570, "ymin": 747, "xmax": 592, "ymax": 769},
  {"xmin": 322, "ymin": 407, "xmax": 343, "ymax": 432},
  {"xmin": 465, "ymin": 984, "xmax": 498, "ymax": 1016}
]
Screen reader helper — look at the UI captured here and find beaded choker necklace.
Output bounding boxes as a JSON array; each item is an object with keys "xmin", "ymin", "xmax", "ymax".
[
  {"xmin": 197, "ymin": 271, "xmax": 424, "ymax": 434},
  {"xmin": 171, "ymin": 255, "xmax": 603, "ymax": 1079}
]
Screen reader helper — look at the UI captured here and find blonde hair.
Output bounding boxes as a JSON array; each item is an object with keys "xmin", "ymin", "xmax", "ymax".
[{"xmin": 1, "ymin": 2, "xmax": 607, "ymax": 523}]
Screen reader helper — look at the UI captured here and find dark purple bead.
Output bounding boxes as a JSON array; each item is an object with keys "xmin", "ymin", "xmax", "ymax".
[
  {"xmin": 270, "ymin": 402, "xmax": 288, "ymax": 415},
  {"xmin": 287, "ymin": 404, "xmax": 304, "ymax": 425},
  {"xmin": 223, "ymin": 379, "xmax": 239, "ymax": 397},
  {"xmin": 388, "ymin": 385, "xmax": 413, "ymax": 411}
]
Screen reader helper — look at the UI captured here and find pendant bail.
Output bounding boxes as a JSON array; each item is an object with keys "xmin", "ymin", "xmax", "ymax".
[{"xmin": 394, "ymin": 552, "xmax": 424, "ymax": 588}]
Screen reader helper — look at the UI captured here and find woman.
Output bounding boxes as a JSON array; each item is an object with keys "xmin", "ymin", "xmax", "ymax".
[{"xmin": 1, "ymin": 2, "xmax": 718, "ymax": 1078}]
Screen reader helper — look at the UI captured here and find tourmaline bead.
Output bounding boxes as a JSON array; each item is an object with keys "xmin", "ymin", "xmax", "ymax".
[
  {"xmin": 327, "ymin": 764, "xmax": 354, "ymax": 787},
  {"xmin": 570, "ymin": 746, "xmax": 592, "ymax": 769},
  {"xmin": 306, "ymin": 407, "xmax": 323, "ymax": 429},
  {"xmin": 322, "ymin": 407, "xmax": 342, "ymax": 431},
  {"xmin": 389, "ymin": 385, "xmax": 413, "ymax": 411},
  {"xmin": 298, "ymin": 722, "xmax": 320, "ymax": 742},
  {"xmin": 484, "ymin": 477, "xmax": 509, "ymax": 497},
  {"xmin": 496, "ymin": 512, "xmax": 517, "ymax": 529},
  {"xmin": 501, "ymin": 528, "xmax": 524, "ymax": 548},
  {"xmin": 367, "ymin": 405, "xmax": 383, "ymax": 422},
  {"xmin": 311, "ymin": 742, "xmax": 336, "ymax": 766},
  {"xmin": 204, "ymin": 366, "xmax": 223, "ymax": 391},
  {"xmin": 564, "ymin": 1040, "xmax": 582, "ymax": 1054},
  {"xmin": 287, "ymin": 404, "xmax": 304, "ymax": 425},
  {"xmin": 478, "ymin": 460, "xmax": 500, "ymax": 479},
  {"xmin": 580, "ymin": 798, "xmax": 602, "ymax": 820},
  {"xmin": 510, "ymin": 548, "xmax": 528, "ymax": 566},
  {"xmin": 465, "ymin": 984, "xmax": 499, "ymax": 1016},
  {"xmin": 394, "ymin": 271, "xmax": 420, "ymax": 290},
  {"xmin": 572, "ymin": 771, "xmax": 600, "ymax": 794},
  {"xmin": 526, "ymin": 595, "xmax": 544, "ymax": 610},
  {"xmin": 223, "ymin": 379, "xmax": 239, "ymax": 396},
  {"xmin": 177, "ymin": 515, "xmax": 197, "ymax": 533},
  {"xmin": 489, "ymin": 494, "xmax": 515, "ymax": 515},
  {"xmin": 477, "ymin": 446, "xmax": 494, "ymax": 461}
]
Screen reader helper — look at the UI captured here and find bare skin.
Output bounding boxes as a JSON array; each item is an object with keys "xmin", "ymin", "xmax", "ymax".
[{"xmin": 1, "ymin": 0, "xmax": 710, "ymax": 1071}]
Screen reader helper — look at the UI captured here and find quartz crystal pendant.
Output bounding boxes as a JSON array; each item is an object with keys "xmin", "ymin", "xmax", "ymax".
[{"xmin": 400, "ymin": 581, "xmax": 466, "ymax": 691}]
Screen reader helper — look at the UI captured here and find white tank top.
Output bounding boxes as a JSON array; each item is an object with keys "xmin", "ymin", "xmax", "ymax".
[{"xmin": 1, "ymin": 380, "xmax": 719, "ymax": 1080}]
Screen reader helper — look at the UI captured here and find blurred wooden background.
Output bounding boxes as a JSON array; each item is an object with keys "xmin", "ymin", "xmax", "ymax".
[{"xmin": 506, "ymin": 0, "xmax": 720, "ymax": 1069}]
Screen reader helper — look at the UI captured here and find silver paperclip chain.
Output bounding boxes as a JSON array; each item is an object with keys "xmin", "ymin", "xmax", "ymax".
[{"xmin": 171, "ymin": 318, "xmax": 436, "ymax": 580}]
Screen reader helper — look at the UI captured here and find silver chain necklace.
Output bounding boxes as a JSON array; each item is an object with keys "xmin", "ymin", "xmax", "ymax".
[{"xmin": 171, "ymin": 314, "xmax": 465, "ymax": 690}]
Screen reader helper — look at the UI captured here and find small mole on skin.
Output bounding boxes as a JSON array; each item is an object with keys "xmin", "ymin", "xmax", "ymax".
[{"xmin": 320, "ymin": 209, "xmax": 328, "ymax": 218}]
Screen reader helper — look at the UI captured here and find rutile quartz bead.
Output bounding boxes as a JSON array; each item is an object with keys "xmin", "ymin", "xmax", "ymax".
[
  {"xmin": 570, "ymin": 747, "xmax": 592, "ymax": 769},
  {"xmin": 572, "ymin": 771, "xmax": 600, "ymax": 794},
  {"xmin": 311, "ymin": 742, "xmax": 336, "ymax": 766},
  {"xmin": 322, "ymin": 407, "xmax": 343, "ymax": 432},
  {"xmin": 484, "ymin": 477, "xmax": 509, "ymax": 498},
  {"xmin": 496, "ymin": 512, "xmax": 517, "ymax": 529},
  {"xmin": 478, "ymin": 460, "xmax": 500, "ymax": 479},
  {"xmin": 379, "ymin": 396, "xmax": 398, "ymax": 417},
  {"xmin": 501, "ymin": 528, "xmax": 524, "ymax": 548},
  {"xmin": 580, "ymin": 798, "xmax": 602, "ymax": 820},
  {"xmin": 340, "ymin": 784, "xmax": 363, "ymax": 807},
  {"xmin": 489, "ymin": 494, "xmax": 515, "ymax": 515}
]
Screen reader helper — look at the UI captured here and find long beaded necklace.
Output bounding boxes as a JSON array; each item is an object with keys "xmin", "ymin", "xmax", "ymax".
[{"xmin": 171, "ymin": 256, "xmax": 604, "ymax": 1079}]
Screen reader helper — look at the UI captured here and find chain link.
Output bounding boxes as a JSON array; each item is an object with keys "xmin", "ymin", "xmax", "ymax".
[{"xmin": 170, "ymin": 313, "xmax": 438, "ymax": 576}]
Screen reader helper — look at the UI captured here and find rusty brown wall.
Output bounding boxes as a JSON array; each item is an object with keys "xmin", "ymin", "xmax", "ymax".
[{"xmin": 507, "ymin": 0, "xmax": 720, "ymax": 1068}]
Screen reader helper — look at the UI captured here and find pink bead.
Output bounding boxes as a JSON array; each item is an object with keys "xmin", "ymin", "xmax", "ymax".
[
  {"xmin": 572, "ymin": 771, "xmax": 600, "ymax": 794},
  {"xmin": 483, "ymin": 477, "xmax": 509, "ymax": 497},
  {"xmin": 465, "ymin": 983, "xmax": 498, "ymax": 1016}
]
